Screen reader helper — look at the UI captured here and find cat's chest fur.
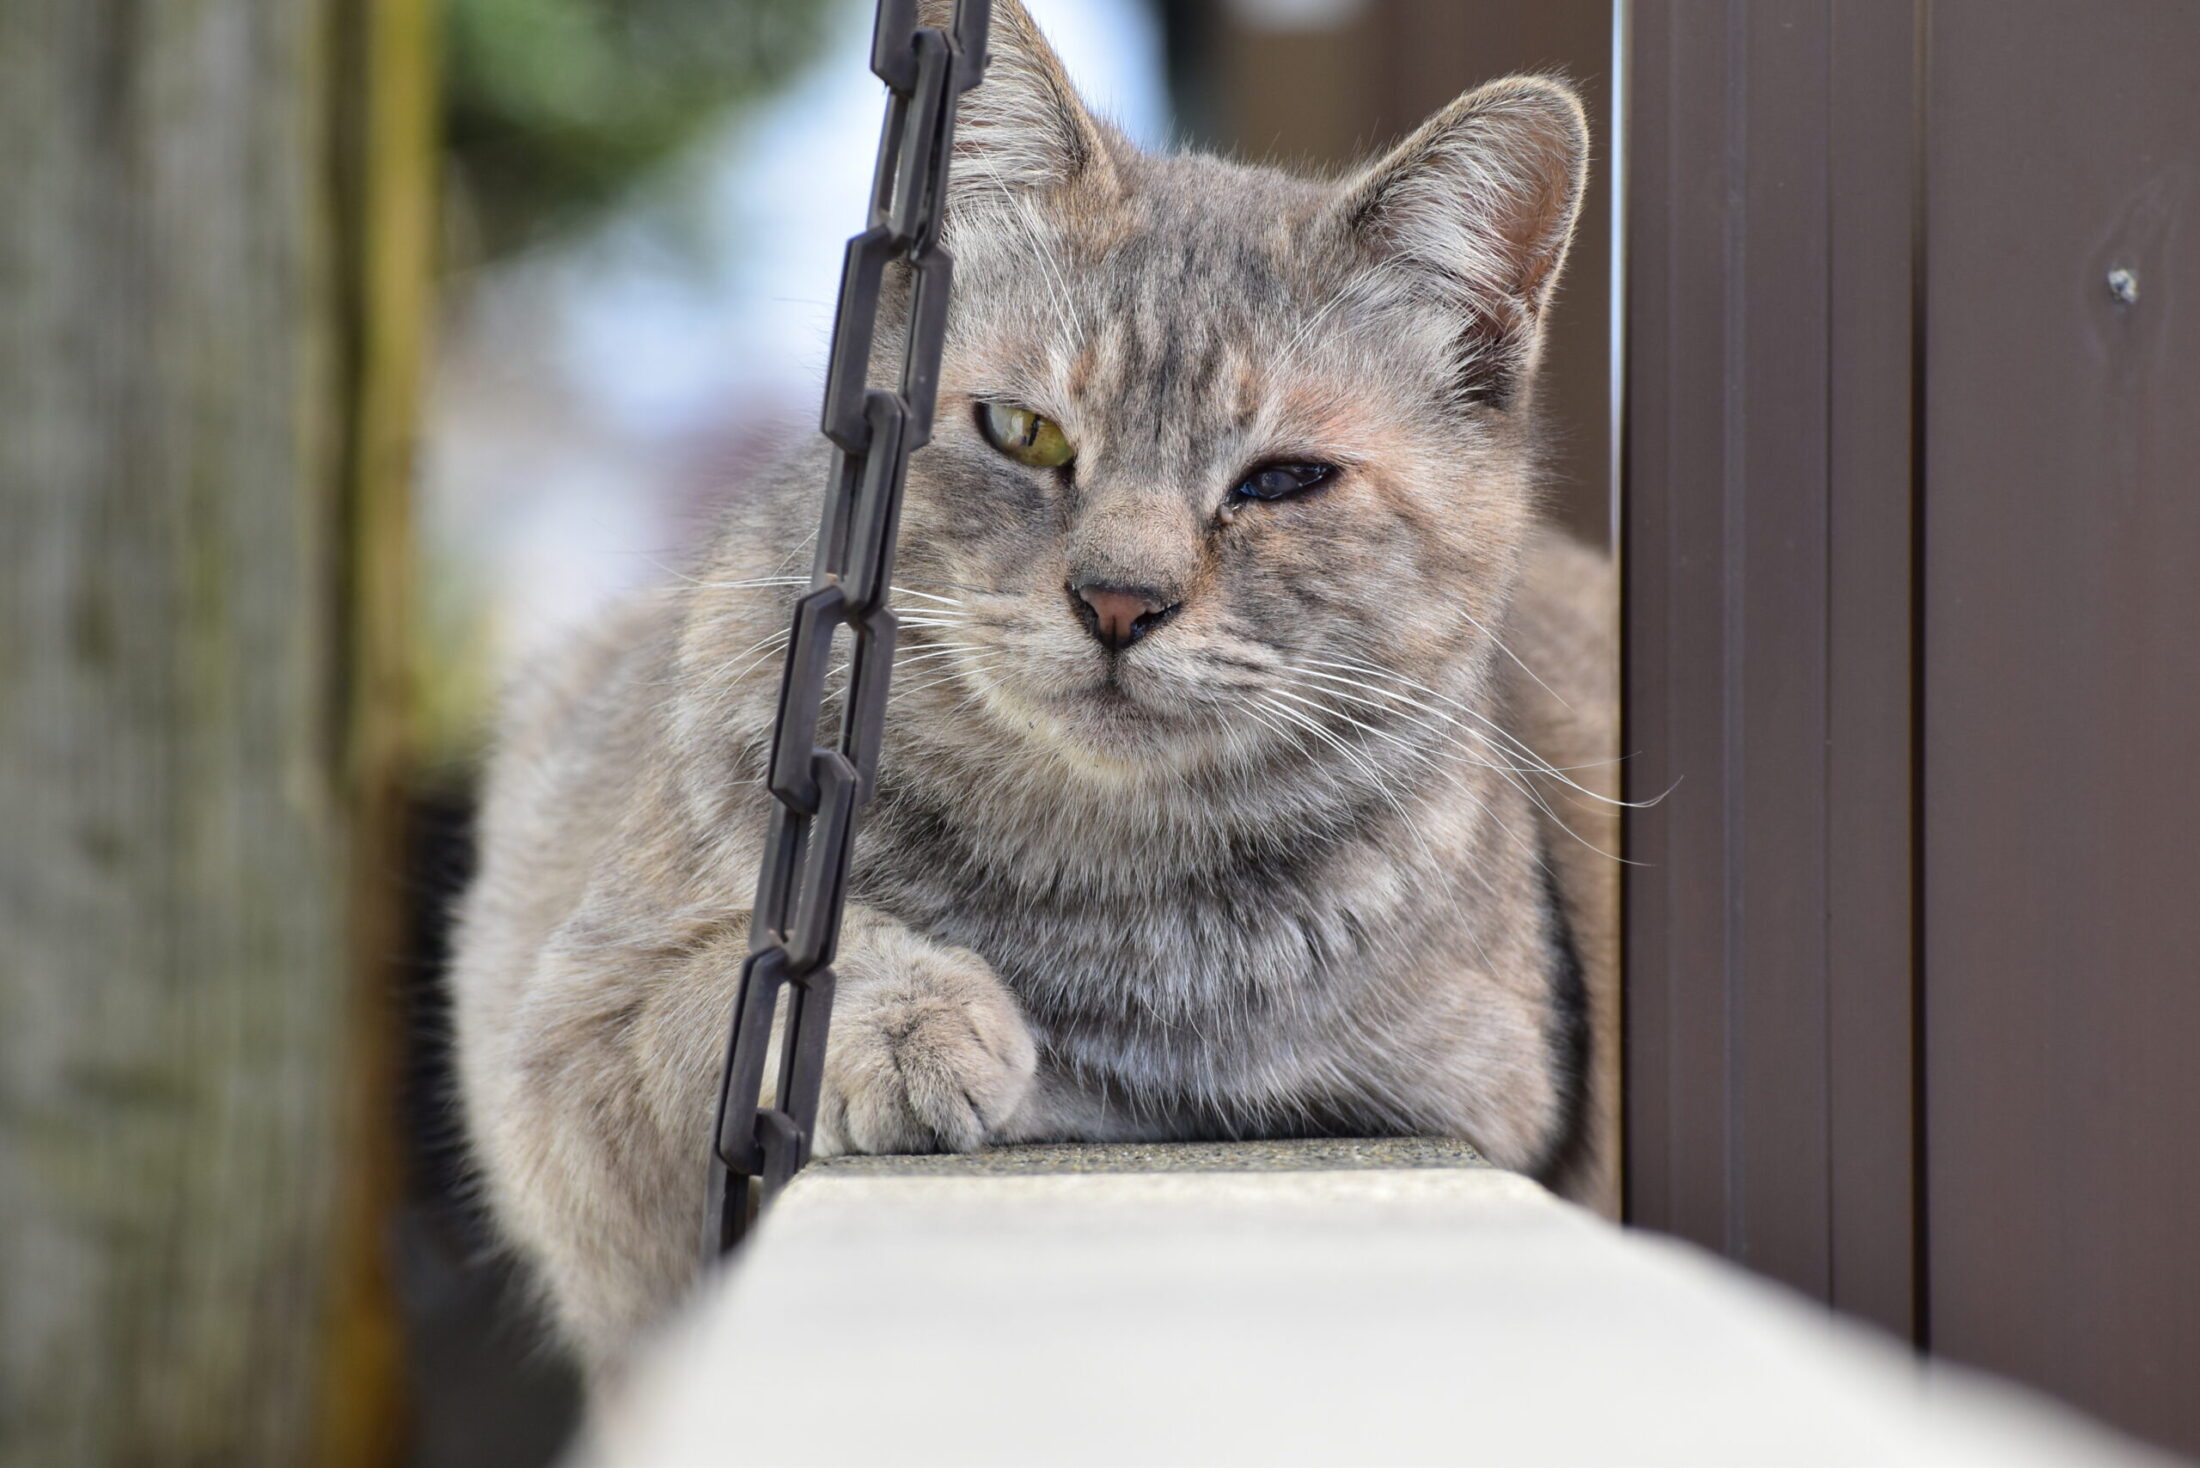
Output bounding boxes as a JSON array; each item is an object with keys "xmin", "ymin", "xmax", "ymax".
[{"xmin": 845, "ymin": 775, "xmax": 1464, "ymax": 1112}]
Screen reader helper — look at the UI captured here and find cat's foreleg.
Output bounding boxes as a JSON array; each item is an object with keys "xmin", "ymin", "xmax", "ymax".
[
  {"xmin": 810, "ymin": 910, "xmax": 1040, "ymax": 1156},
  {"xmin": 480, "ymin": 903, "xmax": 1037, "ymax": 1377}
]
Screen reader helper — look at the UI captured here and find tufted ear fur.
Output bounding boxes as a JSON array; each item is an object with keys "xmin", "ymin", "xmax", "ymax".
[
  {"xmin": 1334, "ymin": 76, "xmax": 1588, "ymax": 408},
  {"xmin": 924, "ymin": 0, "xmax": 1120, "ymax": 201}
]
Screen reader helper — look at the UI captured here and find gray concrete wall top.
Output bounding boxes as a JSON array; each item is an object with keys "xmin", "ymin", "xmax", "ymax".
[{"xmin": 589, "ymin": 1142, "xmax": 2173, "ymax": 1466}]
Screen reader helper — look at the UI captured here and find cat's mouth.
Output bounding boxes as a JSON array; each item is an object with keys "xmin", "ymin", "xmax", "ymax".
[{"xmin": 944, "ymin": 644, "xmax": 1231, "ymax": 769}]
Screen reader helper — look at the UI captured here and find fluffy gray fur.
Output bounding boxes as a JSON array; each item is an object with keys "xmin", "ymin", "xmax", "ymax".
[{"xmin": 451, "ymin": 0, "xmax": 1618, "ymax": 1386}]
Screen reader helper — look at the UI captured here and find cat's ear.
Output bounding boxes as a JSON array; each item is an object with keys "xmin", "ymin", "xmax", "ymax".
[
  {"xmin": 1333, "ymin": 76, "xmax": 1587, "ymax": 406},
  {"xmin": 927, "ymin": 0, "xmax": 1120, "ymax": 200}
]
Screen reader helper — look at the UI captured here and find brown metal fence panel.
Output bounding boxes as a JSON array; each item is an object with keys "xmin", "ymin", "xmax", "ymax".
[
  {"xmin": 1622, "ymin": 0, "xmax": 1918, "ymax": 1332},
  {"xmin": 1626, "ymin": 0, "xmax": 2200, "ymax": 1453},
  {"xmin": 1919, "ymin": 1, "xmax": 2200, "ymax": 1452}
]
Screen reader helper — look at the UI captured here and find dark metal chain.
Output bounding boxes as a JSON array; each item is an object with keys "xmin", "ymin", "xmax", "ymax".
[{"xmin": 706, "ymin": 0, "xmax": 991, "ymax": 1259}]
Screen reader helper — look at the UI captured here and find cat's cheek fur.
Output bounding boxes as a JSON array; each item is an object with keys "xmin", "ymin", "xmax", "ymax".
[{"xmin": 815, "ymin": 920, "xmax": 1041, "ymax": 1156}]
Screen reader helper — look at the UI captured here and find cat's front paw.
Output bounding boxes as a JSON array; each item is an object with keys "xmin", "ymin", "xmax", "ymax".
[{"xmin": 816, "ymin": 927, "xmax": 1038, "ymax": 1155}]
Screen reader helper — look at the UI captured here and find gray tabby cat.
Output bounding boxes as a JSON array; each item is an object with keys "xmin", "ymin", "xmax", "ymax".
[{"xmin": 451, "ymin": 0, "xmax": 1618, "ymax": 1384}]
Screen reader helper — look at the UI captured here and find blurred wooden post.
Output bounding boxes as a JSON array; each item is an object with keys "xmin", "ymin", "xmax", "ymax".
[{"xmin": 0, "ymin": 0, "xmax": 432, "ymax": 1462}]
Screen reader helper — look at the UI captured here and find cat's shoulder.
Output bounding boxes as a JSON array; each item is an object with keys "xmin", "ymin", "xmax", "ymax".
[
  {"xmin": 487, "ymin": 589, "xmax": 682, "ymax": 777},
  {"xmin": 1507, "ymin": 527, "xmax": 1616, "ymax": 718}
]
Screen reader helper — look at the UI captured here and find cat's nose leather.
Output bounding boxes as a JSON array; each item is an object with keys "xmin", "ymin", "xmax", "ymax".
[{"xmin": 1071, "ymin": 581, "xmax": 1180, "ymax": 652}]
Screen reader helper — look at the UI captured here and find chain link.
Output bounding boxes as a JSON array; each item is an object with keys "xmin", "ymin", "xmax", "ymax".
[{"xmin": 706, "ymin": 0, "xmax": 991, "ymax": 1259}]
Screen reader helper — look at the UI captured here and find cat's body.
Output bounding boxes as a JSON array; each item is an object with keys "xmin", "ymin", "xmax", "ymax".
[{"xmin": 451, "ymin": 2, "xmax": 1617, "ymax": 1383}]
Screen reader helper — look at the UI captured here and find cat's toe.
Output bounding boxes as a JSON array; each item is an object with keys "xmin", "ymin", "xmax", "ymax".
[{"xmin": 816, "ymin": 948, "xmax": 1038, "ymax": 1156}]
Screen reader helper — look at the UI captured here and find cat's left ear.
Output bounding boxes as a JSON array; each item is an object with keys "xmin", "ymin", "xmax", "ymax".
[{"xmin": 1333, "ymin": 76, "xmax": 1588, "ymax": 406}]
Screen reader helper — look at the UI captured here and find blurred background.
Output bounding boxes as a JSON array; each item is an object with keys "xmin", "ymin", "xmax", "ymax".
[{"xmin": 3, "ymin": 2, "xmax": 1612, "ymax": 1463}]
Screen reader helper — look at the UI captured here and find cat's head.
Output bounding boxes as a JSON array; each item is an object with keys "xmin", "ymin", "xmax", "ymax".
[{"xmin": 891, "ymin": 0, "xmax": 1586, "ymax": 781}]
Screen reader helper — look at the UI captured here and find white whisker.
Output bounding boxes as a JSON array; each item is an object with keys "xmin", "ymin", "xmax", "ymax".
[
  {"xmin": 888, "ymin": 585, "xmax": 969, "ymax": 608},
  {"xmin": 1270, "ymin": 668, "xmax": 1626, "ymax": 867},
  {"xmin": 1303, "ymin": 654, "xmax": 1659, "ymax": 810},
  {"xmin": 1458, "ymin": 610, "xmax": 1572, "ymax": 711},
  {"xmin": 1281, "ymin": 666, "xmax": 1568, "ymax": 782},
  {"xmin": 1253, "ymin": 694, "xmax": 1443, "ymax": 870}
]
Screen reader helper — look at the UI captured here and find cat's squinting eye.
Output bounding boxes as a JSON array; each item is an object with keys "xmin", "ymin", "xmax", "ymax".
[
  {"xmin": 1233, "ymin": 462, "xmax": 1337, "ymax": 502},
  {"xmin": 978, "ymin": 403, "xmax": 1074, "ymax": 469}
]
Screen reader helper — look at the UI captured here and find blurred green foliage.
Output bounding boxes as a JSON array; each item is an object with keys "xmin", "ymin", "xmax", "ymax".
[{"xmin": 444, "ymin": 0, "xmax": 830, "ymax": 257}]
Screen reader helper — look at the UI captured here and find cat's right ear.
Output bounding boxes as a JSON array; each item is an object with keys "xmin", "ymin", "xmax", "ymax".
[{"xmin": 927, "ymin": 0, "xmax": 1121, "ymax": 201}]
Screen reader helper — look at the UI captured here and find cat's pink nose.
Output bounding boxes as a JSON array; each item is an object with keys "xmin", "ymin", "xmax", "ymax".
[{"xmin": 1072, "ymin": 581, "xmax": 1180, "ymax": 652}]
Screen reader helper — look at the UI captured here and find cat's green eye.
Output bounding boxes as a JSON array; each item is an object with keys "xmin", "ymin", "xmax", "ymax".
[{"xmin": 978, "ymin": 402, "xmax": 1074, "ymax": 469}]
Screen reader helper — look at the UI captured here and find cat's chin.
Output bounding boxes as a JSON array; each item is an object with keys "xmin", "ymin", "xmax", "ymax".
[
  {"xmin": 1047, "ymin": 681, "xmax": 1188, "ymax": 743},
  {"xmin": 975, "ymin": 674, "xmax": 1218, "ymax": 773}
]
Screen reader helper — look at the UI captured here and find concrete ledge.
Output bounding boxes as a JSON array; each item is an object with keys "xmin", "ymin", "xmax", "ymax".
[
  {"xmin": 592, "ymin": 1143, "xmax": 2168, "ymax": 1466},
  {"xmin": 807, "ymin": 1135, "xmax": 1490, "ymax": 1177}
]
